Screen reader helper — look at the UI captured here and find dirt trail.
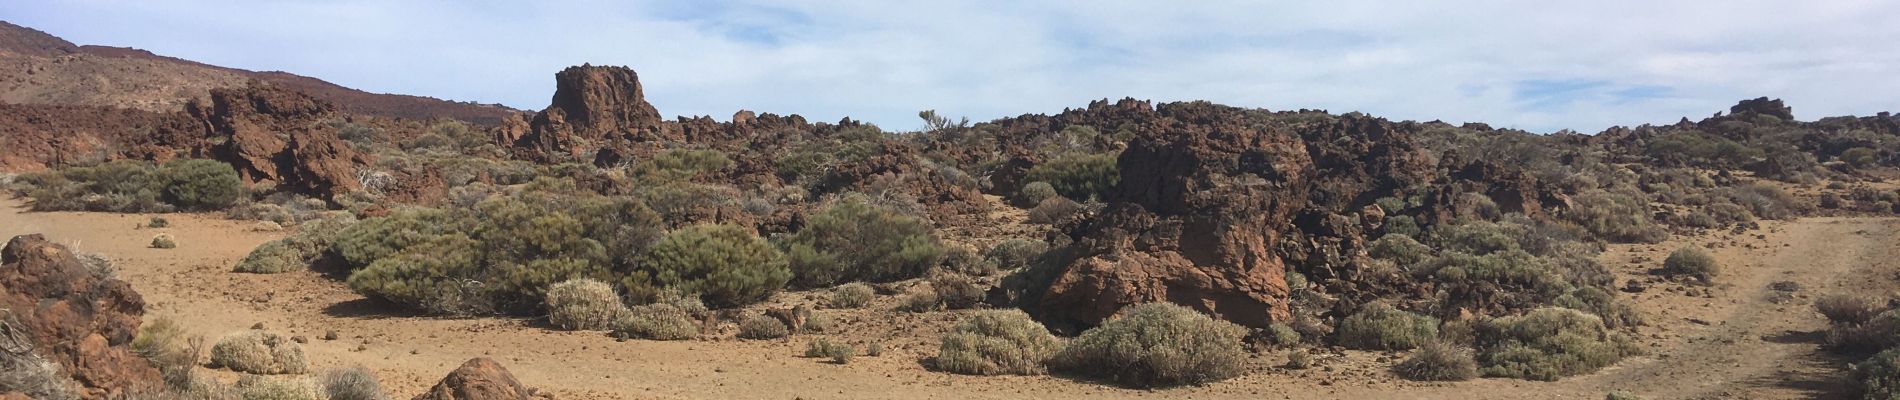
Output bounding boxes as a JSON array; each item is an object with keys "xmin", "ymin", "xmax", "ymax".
[{"xmin": 3, "ymin": 196, "xmax": 1895, "ymax": 400}]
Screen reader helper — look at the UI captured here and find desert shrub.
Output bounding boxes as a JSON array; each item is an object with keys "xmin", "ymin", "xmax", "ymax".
[
  {"xmin": 152, "ymin": 234, "xmax": 178, "ymax": 249},
  {"xmin": 1818, "ymin": 295, "xmax": 1881, "ymax": 325},
  {"xmin": 1476, "ymin": 308, "xmax": 1637, "ymax": 381},
  {"xmin": 210, "ymin": 330, "xmax": 309, "ymax": 375},
  {"xmin": 932, "ymin": 274, "xmax": 985, "ymax": 310},
  {"xmin": 738, "ymin": 314, "xmax": 791, "ymax": 339},
  {"xmin": 616, "ymin": 303, "xmax": 699, "ymax": 340},
  {"xmin": 1564, "ymin": 189, "xmax": 1668, "ymax": 243},
  {"xmin": 1265, "ymin": 322, "xmax": 1301, "ymax": 346},
  {"xmin": 21, "ymin": 160, "xmax": 166, "ymax": 212},
  {"xmin": 234, "ymin": 241, "xmax": 305, "ymax": 274},
  {"xmin": 1859, "ymin": 348, "xmax": 1900, "ymax": 399},
  {"xmin": 1821, "ymin": 192, "xmax": 1846, "ymax": 209},
  {"xmin": 347, "ymin": 234, "xmax": 493, "ymax": 315},
  {"xmin": 331, "ymin": 208, "xmax": 460, "ymax": 270},
  {"xmin": 828, "ymin": 282, "xmax": 875, "ymax": 309},
  {"xmin": 545, "ymin": 279, "xmax": 630, "ymax": 331},
  {"xmin": 132, "ymin": 317, "xmax": 195, "ymax": 372},
  {"xmin": 632, "ymin": 149, "xmax": 732, "ymax": 182},
  {"xmin": 157, "ymin": 159, "xmax": 244, "ymax": 210},
  {"xmin": 1842, "ymin": 147, "xmax": 1879, "ymax": 168},
  {"xmin": 939, "ymin": 245, "xmax": 996, "ymax": 276},
  {"xmin": 235, "ymin": 214, "xmax": 356, "ymax": 274},
  {"xmin": 783, "ymin": 199, "xmax": 942, "ymax": 287},
  {"xmin": 805, "ymin": 338, "xmax": 855, "ymax": 363},
  {"xmin": 0, "ymin": 342, "xmax": 77, "ymax": 400},
  {"xmin": 936, "ymin": 310, "xmax": 1062, "ymax": 375},
  {"xmin": 1026, "ymin": 196, "xmax": 1085, "ymax": 224},
  {"xmin": 1023, "ymin": 152, "xmax": 1119, "ymax": 201},
  {"xmin": 1019, "ymin": 181, "xmax": 1058, "ymax": 205},
  {"xmin": 1368, "ymin": 234, "xmax": 1433, "ymax": 267},
  {"xmin": 148, "ymin": 216, "xmax": 171, "ymax": 228},
  {"xmin": 1052, "ymin": 303, "xmax": 1247, "ymax": 387},
  {"xmin": 985, "ymin": 239, "xmax": 1049, "ymax": 270},
  {"xmin": 1727, "ymin": 183, "xmax": 1802, "ymax": 220},
  {"xmin": 1660, "ymin": 245, "xmax": 1718, "ymax": 282},
  {"xmin": 1605, "ymin": 392, "xmax": 1645, "ymax": 400},
  {"xmin": 1384, "ymin": 214, "xmax": 1422, "ymax": 237},
  {"xmin": 236, "ymin": 375, "xmax": 319, "ymax": 400},
  {"xmin": 1336, "ymin": 302, "xmax": 1439, "ymax": 350},
  {"xmin": 643, "ymin": 224, "xmax": 789, "ymax": 307},
  {"xmin": 1394, "ymin": 341, "xmax": 1480, "ymax": 381},
  {"xmin": 899, "ymin": 290, "xmax": 942, "ymax": 313},
  {"xmin": 321, "ymin": 367, "xmax": 384, "ymax": 400},
  {"xmin": 1828, "ymin": 309, "xmax": 1900, "ymax": 353}
]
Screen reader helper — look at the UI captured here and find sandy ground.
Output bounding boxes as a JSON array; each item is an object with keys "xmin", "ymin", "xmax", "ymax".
[{"xmin": 3, "ymin": 195, "xmax": 1893, "ymax": 400}]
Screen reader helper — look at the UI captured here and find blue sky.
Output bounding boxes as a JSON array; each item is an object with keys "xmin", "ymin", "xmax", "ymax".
[{"xmin": 7, "ymin": 1, "xmax": 1898, "ymax": 132}]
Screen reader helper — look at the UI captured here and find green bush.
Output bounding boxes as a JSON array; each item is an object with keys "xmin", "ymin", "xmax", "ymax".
[
  {"xmin": 986, "ymin": 239, "xmax": 1048, "ymax": 270},
  {"xmin": 1858, "ymin": 348, "xmax": 1900, "ymax": 399},
  {"xmin": 1843, "ymin": 147, "xmax": 1879, "ymax": 168},
  {"xmin": 1827, "ymin": 309, "xmax": 1900, "ymax": 353},
  {"xmin": 331, "ymin": 209, "xmax": 460, "ymax": 270},
  {"xmin": 1052, "ymin": 303, "xmax": 1247, "ymax": 387},
  {"xmin": 545, "ymin": 279, "xmax": 630, "ymax": 331},
  {"xmin": 235, "ymin": 241, "xmax": 305, "ymax": 274},
  {"xmin": 1476, "ymin": 308, "xmax": 1637, "ymax": 381},
  {"xmin": 148, "ymin": 216, "xmax": 170, "ymax": 228},
  {"xmin": 737, "ymin": 314, "xmax": 791, "ymax": 339},
  {"xmin": 1336, "ymin": 302, "xmax": 1439, "ymax": 350},
  {"xmin": 346, "ymin": 234, "xmax": 493, "ymax": 316},
  {"xmin": 1026, "ymin": 196, "xmax": 1085, "ymax": 224},
  {"xmin": 1660, "ymin": 245, "xmax": 1717, "ymax": 282},
  {"xmin": 1023, "ymin": 152, "xmax": 1119, "ymax": 201},
  {"xmin": 320, "ymin": 367, "xmax": 384, "ymax": 400},
  {"xmin": 235, "ymin": 214, "xmax": 356, "ymax": 274},
  {"xmin": 158, "ymin": 159, "xmax": 243, "ymax": 210},
  {"xmin": 22, "ymin": 159, "xmax": 166, "ymax": 212},
  {"xmin": 151, "ymin": 234, "xmax": 177, "ymax": 249},
  {"xmin": 805, "ymin": 338, "xmax": 855, "ymax": 363},
  {"xmin": 828, "ymin": 282, "xmax": 875, "ymax": 309},
  {"xmin": 616, "ymin": 303, "xmax": 700, "ymax": 340},
  {"xmin": 210, "ymin": 330, "xmax": 308, "ymax": 375},
  {"xmin": 932, "ymin": 274, "xmax": 985, "ymax": 310},
  {"xmin": 644, "ymin": 224, "xmax": 789, "ymax": 307},
  {"xmin": 1368, "ymin": 234, "xmax": 1433, "ymax": 267},
  {"xmin": 632, "ymin": 149, "xmax": 732, "ymax": 183},
  {"xmin": 783, "ymin": 198, "xmax": 942, "ymax": 287},
  {"xmin": 1727, "ymin": 183, "xmax": 1802, "ymax": 220},
  {"xmin": 936, "ymin": 310, "xmax": 1063, "ymax": 375},
  {"xmin": 1019, "ymin": 181, "xmax": 1058, "ymax": 205},
  {"xmin": 1564, "ymin": 189, "xmax": 1668, "ymax": 243},
  {"xmin": 1394, "ymin": 341, "xmax": 1479, "ymax": 381}
]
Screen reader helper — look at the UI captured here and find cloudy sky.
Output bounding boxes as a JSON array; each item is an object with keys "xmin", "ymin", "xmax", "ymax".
[{"xmin": 8, "ymin": 1, "xmax": 1898, "ymax": 132}]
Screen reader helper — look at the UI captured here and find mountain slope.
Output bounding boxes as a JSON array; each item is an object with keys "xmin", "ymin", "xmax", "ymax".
[{"xmin": 0, "ymin": 20, "xmax": 518, "ymax": 125}]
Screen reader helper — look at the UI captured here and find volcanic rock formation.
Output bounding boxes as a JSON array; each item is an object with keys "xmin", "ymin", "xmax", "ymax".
[
  {"xmin": 0, "ymin": 234, "xmax": 161, "ymax": 399},
  {"xmin": 190, "ymin": 83, "xmax": 365, "ymax": 200},
  {"xmin": 512, "ymin": 65, "xmax": 667, "ymax": 165}
]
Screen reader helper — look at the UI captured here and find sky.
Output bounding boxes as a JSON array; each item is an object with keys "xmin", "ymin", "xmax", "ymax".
[{"xmin": 6, "ymin": 1, "xmax": 1898, "ymax": 133}]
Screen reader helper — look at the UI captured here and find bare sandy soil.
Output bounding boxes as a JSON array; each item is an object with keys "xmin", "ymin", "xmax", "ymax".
[{"xmin": 3, "ymin": 196, "xmax": 1892, "ymax": 400}]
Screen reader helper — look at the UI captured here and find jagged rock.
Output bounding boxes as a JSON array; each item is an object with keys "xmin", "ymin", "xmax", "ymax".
[
  {"xmin": 413, "ymin": 358, "xmax": 531, "ymax": 400},
  {"xmin": 0, "ymin": 234, "xmax": 161, "ymax": 399},
  {"xmin": 1728, "ymin": 97, "xmax": 1794, "ymax": 121},
  {"xmin": 192, "ymin": 82, "xmax": 364, "ymax": 200},
  {"xmin": 512, "ymin": 65, "xmax": 666, "ymax": 164}
]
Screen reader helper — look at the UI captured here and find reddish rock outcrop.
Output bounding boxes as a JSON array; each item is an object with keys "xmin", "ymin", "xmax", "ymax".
[
  {"xmin": 413, "ymin": 358, "xmax": 532, "ymax": 400},
  {"xmin": 190, "ymin": 82, "xmax": 365, "ymax": 199},
  {"xmin": 0, "ymin": 234, "xmax": 161, "ymax": 399},
  {"xmin": 512, "ymin": 65, "xmax": 667, "ymax": 164}
]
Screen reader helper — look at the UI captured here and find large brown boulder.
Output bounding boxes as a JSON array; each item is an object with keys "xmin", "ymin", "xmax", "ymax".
[
  {"xmin": 191, "ymin": 82, "xmax": 364, "ymax": 200},
  {"xmin": 413, "ymin": 358, "xmax": 532, "ymax": 400},
  {"xmin": 0, "ymin": 234, "xmax": 161, "ymax": 399},
  {"xmin": 512, "ymin": 65, "xmax": 667, "ymax": 164}
]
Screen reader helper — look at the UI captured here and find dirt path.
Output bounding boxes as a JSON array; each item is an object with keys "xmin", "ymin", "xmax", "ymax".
[{"xmin": 3, "ymin": 196, "xmax": 1894, "ymax": 399}]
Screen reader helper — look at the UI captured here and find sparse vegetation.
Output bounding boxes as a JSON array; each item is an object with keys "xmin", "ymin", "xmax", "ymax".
[
  {"xmin": 1394, "ymin": 341, "xmax": 1480, "ymax": 381},
  {"xmin": 827, "ymin": 282, "xmax": 875, "ymax": 309},
  {"xmin": 16, "ymin": 158, "xmax": 242, "ymax": 212},
  {"xmin": 738, "ymin": 314, "xmax": 791, "ymax": 339},
  {"xmin": 1818, "ymin": 295, "xmax": 1881, "ymax": 325},
  {"xmin": 210, "ymin": 330, "xmax": 309, "ymax": 375},
  {"xmin": 616, "ymin": 303, "xmax": 700, "ymax": 340},
  {"xmin": 151, "ymin": 233, "xmax": 177, "ymax": 249},
  {"xmin": 1022, "ymin": 152, "xmax": 1119, "ymax": 202},
  {"xmin": 1475, "ymin": 308, "xmax": 1638, "ymax": 381},
  {"xmin": 643, "ymin": 224, "xmax": 789, "ymax": 307},
  {"xmin": 545, "ymin": 278, "xmax": 630, "ymax": 331},
  {"xmin": 320, "ymin": 367, "xmax": 385, "ymax": 400},
  {"xmin": 986, "ymin": 239, "xmax": 1049, "ymax": 271},
  {"xmin": 1052, "ymin": 303, "xmax": 1247, "ymax": 387},
  {"xmin": 1661, "ymin": 245, "xmax": 1718, "ymax": 282},
  {"xmin": 936, "ymin": 310, "xmax": 1063, "ymax": 376},
  {"xmin": 1336, "ymin": 302, "xmax": 1439, "ymax": 351},
  {"xmin": 806, "ymin": 338, "xmax": 855, "ymax": 364}
]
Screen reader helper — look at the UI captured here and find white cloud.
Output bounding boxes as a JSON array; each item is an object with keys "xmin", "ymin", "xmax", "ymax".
[{"xmin": 6, "ymin": 0, "xmax": 1897, "ymax": 132}]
